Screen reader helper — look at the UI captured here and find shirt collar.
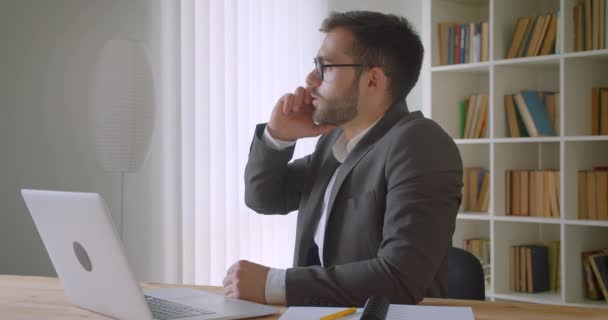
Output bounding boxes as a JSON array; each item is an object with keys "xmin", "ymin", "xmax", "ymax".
[{"xmin": 332, "ymin": 116, "xmax": 383, "ymax": 163}]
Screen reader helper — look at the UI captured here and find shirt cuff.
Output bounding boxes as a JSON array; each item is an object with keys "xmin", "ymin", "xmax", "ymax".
[
  {"xmin": 265, "ymin": 268, "xmax": 286, "ymax": 305},
  {"xmin": 262, "ymin": 127, "xmax": 296, "ymax": 150}
]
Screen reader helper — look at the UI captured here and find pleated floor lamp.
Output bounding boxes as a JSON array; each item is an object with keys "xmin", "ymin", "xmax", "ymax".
[{"xmin": 89, "ymin": 40, "xmax": 156, "ymax": 240}]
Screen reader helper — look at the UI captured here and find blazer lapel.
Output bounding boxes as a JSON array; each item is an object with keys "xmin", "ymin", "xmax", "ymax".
[
  {"xmin": 294, "ymin": 131, "xmax": 341, "ymax": 266},
  {"xmin": 321, "ymin": 101, "xmax": 411, "ymax": 263}
]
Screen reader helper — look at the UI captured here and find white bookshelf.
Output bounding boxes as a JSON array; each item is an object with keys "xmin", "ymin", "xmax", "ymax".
[{"xmin": 423, "ymin": 0, "xmax": 608, "ymax": 307}]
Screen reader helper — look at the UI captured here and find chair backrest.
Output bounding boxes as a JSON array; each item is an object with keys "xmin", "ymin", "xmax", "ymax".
[{"xmin": 447, "ymin": 247, "xmax": 485, "ymax": 300}]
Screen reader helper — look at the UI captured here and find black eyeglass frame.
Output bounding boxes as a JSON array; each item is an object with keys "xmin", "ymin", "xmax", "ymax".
[{"xmin": 313, "ymin": 57, "xmax": 366, "ymax": 81}]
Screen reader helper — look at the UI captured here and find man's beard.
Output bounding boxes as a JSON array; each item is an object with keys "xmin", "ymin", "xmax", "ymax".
[{"xmin": 312, "ymin": 79, "xmax": 359, "ymax": 126}]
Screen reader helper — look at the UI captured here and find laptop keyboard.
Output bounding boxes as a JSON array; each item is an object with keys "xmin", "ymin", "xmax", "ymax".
[{"xmin": 145, "ymin": 295, "xmax": 215, "ymax": 320}]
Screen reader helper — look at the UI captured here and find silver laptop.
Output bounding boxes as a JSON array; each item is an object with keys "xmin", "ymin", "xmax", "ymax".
[{"xmin": 21, "ymin": 189, "xmax": 278, "ymax": 320}]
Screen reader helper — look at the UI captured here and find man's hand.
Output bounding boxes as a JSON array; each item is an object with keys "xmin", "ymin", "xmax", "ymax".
[
  {"xmin": 222, "ymin": 260, "xmax": 270, "ymax": 304},
  {"xmin": 266, "ymin": 86, "xmax": 335, "ymax": 141}
]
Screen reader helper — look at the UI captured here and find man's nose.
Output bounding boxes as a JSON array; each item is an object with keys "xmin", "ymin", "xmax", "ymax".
[{"xmin": 305, "ymin": 69, "xmax": 321, "ymax": 89}]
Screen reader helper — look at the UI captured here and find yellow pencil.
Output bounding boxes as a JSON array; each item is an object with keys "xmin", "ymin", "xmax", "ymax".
[{"xmin": 320, "ymin": 307, "xmax": 356, "ymax": 320}]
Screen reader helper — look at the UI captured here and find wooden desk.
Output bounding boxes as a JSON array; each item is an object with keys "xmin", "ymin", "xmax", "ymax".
[{"xmin": 1, "ymin": 275, "xmax": 607, "ymax": 320}]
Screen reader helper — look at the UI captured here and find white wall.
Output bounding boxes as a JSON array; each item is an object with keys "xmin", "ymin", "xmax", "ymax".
[
  {"xmin": 328, "ymin": 0, "xmax": 426, "ymax": 113},
  {"xmin": 0, "ymin": 0, "xmax": 180, "ymax": 283}
]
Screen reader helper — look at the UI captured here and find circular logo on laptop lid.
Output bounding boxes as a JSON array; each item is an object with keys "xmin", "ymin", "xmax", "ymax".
[{"xmin": 73, "ymin": 241, "xmax": 93, "ymax": 272}]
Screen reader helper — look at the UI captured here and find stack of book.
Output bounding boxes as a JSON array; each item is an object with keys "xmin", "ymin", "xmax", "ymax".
[
  {"xmin": 463, "ymin": 168, "xmax": 490, "ymax": 212},
  {"xmin": 505, "ymin": 170, "xmax": 560, "ymax": 217},
  {"xmin": 504, "ymin": 91, "xmax": 559, "ymax": 138},
  {"xmin": 437, "ymin": 21, "xmax": 489, "ymax": 65},
  {"xmin": 573, "ymin": 0, "xmax": 608, "ymax": 51},
  {"xmin": 578, "ymin": 167, "xmax": 608, "ymax": 220},
  {"xmin": 510, "ymin": 242, "xmax": 560, "ymax": 293},
  {"xmin": 592, "ymin": 87, "xmax": 608, "ymax": 135},
  {"xmin": 582, "ymin": 248, "xmax": 608, "ymax": 303},
  {"xmin": 506, "ymin": 13, "xmax": 559, "ymax": 59},
  {"xmin": 463, "ymin": 239, "xmax": 491, "ymax": 290},
  {"xmin": 459, "ymin": 94, "xmax": 489, "ymax": 139}
]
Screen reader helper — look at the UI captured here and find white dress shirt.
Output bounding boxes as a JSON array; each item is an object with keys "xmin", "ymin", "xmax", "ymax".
[{"xmin": 260, "ymin": 119, "xmax": 380, "ymax": 304}]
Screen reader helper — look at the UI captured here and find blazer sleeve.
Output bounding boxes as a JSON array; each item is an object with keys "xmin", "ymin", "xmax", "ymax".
[
  {"xmin": 244, "ymin": 123, "xmax": 314, "ymax": 215},
  {"xmin": 284, "ymin": 119, "xmax": 463, "ymax": 306}
]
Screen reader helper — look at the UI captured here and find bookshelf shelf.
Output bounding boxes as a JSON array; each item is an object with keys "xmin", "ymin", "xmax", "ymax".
[
  {"xmin": 493, "ymin": 292, "xmax": 563, "ymax": 305},
  {"xmin": 563, "ymin": 135, "xmax": 608, "ymax": 141},
  {"xmin": 493, "ymin": 137, "xmax": 562, "ymax": 143},
  {"xmin": 565, "ymin": 219, "xmax": 608, "ymax": 227},
  {"xmin": 494, "ymin": 216, "xmax": 561, "ymax": 224},
  {"xmin": 458, "ymin": 212, "xmax": 492, "ymax": 220},
  {"xmin": 454, "ymin": 138, "xmax": 492, "ymax": 144},
  {"xmin": 431, "ymin": 62, "xmax": 491, "ymax": 72},
  {"xmin": 424, "ymin": 0, "xmax": 608, "ymax": 308},
  {"xmin": 494, "ymin": 54, "xmax": 561, "ymax": 66}
]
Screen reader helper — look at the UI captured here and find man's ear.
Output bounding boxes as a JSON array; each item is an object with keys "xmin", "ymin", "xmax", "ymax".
[{"xmin": 365, "ymin": 67, "xmax": 387, "ymax": 93}]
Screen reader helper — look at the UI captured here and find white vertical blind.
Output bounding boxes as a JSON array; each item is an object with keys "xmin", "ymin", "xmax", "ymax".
[{"xmin": 181, "ymin": 0, "xmax": 327, "ymax": 286}]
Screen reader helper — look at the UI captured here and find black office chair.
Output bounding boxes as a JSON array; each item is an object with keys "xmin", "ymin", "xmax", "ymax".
[{"xmin": 446, "ymin": 247, "xmax": 485, "ymax": 300}]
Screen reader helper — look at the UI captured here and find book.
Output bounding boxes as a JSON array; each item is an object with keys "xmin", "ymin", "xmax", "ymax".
[
  {"xmin": 472, "ymin": 95, "xmax": 489, "ymax": 138},
  {"xmin": 543, "ymin": 171, "xmax": 552, "ymax": 217},
  {"xmin": 540, "ymin": 14, "xmax": 558, "ymax": 55},
  {"xmin": 506, "ymin": 170, "xmax": 512, "ymax": 215},
  {"xmin": 547, "ymin": 93, "xmax": 560, "ymax": 134},
  {"xmin": 518, "ymin": 91, "xmax": 557, "ymax": 137},
  {"xmin": 575, "ymin": 5, "xmax": 582, "ymax": 51},
  {"xmin": 521, "ymin": 170, "xmax": 530, "ymax": 216},
  {"xmin": 589, "ymin": 253, "xmax": 608, "ymax": 303},
  {"xmin": 601, "ymin": 88, "xmax": 608, "ymax": 135},
  {"xmin": 505, "ymin": 95, "xmax": 521, "ymax": 137},
  {"xmin": 438, "ymin": 22, "xmax": 455, "ymax": 66},
  {"xmin": 582, "ymin": 249, "xmax": 605, "ymax": 300},
  {"xmin": 521, "ymin": 246, "xmax": 528, "ymax": 292},
  {"xmin": 510, "ymin": 246, "xmax": 517, "ymax": 291},
  {"xmin": 545, "ymin": 241, "xmax": 560, "ymax": 291},
  {"xmin": 526, "ymin": 15, "xmax": 547, "ymax": 57},
  {"xmin": 533, "ymin": 14, "xmax": 552, "ymax": 56},
  {"xmin": 579, "ymin": 171, "xmax": 589, "ymax": 219},
  {"xmin": 518, "ymin": 16, "xmax": 537, "ymax": 57},
  {"xmin": 594, "ymin": 0, "xmax": 601, "ymax": 50},
  {"xmin": 507, "ymin": 17, "xmax": 531, "ymax": 58},
  {"xmin": 586, "ymin": 0, "xmax": 593, "ymax": 50},
  {"xmin": 478, "ymin": 171, "xmax": 490, "ymax": 212},
  {"xmin": 527, "ymin": 245, "xmax": 550, "ymax": 293},
  {"xmin": 597, "ymin": 171, "xmax": 608, "ymax": 220},
  {"xmin": 459, "ymin": 99, "xmax": 468, "ymax": 139},
  {"xmin": 514, "ymin": 246, "xmax": 521, "ymax": 291},
  {"xmin": 601, "ymin": 0, "xmax": 606, "ymax": 49},
  {"xmin": 449, "ymin": 25, "xmax": 455, "ymax": 65},
  {"xmin": 513, "ymin": 171, "xmax": 522, "ymax": 216},
  {"xmin": 593, "ymin": 88, "xmax": 601, "ymax": 135},
  {"xmin": 464, "ymin": 95, "xmax": 477, "ymax": 138},
  {"xmin": 588, "ymin": 171, "xmax": 598, "ymax": 219},
  {"xmin": 552, "ymin": 171, "xmax": 560, "ymax": 217},
  {"xmin": 454, "ymin": 24, "xmax": 461, "ymax": 64},
  {"xmin": 460, "ymin": 24, "xmax": 466, "ymax": 64},
  {"xmin": 481, "ymin": 22, "xmax": 489, "ymax": 61},
  {"xmin": 469, "ymin": 23, "xmax": 476, "ymax": 64}
]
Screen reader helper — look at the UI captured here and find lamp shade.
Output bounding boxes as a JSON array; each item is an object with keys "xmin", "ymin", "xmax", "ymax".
[{"xmin": 90, "ymin": 40, "xmax": 156, "ymax": 173}]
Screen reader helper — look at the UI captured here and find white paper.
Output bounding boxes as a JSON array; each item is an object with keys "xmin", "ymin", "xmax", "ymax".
[{"xmin": 279, "ymin": 305, "xmax": 474, "ymax": 320}]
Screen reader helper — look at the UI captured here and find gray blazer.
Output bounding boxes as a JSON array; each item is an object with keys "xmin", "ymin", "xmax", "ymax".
[{"xmin": 244, "ymin": 101, "xmax": 463, "ymax": 307}]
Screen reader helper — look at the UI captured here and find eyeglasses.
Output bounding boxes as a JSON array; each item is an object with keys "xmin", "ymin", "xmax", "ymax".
[{"xmin": 313, "ymin": 57, "xmax": 365, "ymax": 81}]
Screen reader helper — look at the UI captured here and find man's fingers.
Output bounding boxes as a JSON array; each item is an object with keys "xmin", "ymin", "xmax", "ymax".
[
  {"xmin": 303, "ymin": 89, "xmax": 313, "ymax": 105},
  {"xmin": 282, "ymin": 94, "xmax": 294, "ymax": 115},
  {"xmin": 223, "ymin": 284, "xmax": 234, "ymax": 297},
  {"xmin": 293, "ymin": 87, "xmax": 305, "ymax": 111}
]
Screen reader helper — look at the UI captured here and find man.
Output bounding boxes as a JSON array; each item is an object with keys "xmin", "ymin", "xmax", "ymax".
[{"xmin": 223, "ymin": 11, "xmax": 463, "ymax": 307}]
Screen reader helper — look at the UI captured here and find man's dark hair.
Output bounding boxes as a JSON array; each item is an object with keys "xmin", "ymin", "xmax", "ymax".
[{"xmin": 320, "ymin": 11, "xmax": 424, "ymax": 104}]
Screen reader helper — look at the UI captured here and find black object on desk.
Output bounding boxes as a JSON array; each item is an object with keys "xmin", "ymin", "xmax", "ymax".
[{"xmin": 360, "ymin": 296, "xmax": 390, "ymax": 320}]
